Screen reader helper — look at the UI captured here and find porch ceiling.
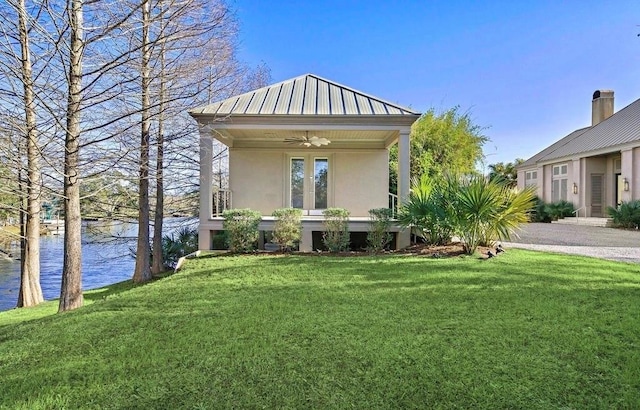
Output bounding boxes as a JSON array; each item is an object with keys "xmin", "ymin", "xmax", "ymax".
[{"xmin": 207, "ymin": 128, "xmax": 399, "ymax": 149}]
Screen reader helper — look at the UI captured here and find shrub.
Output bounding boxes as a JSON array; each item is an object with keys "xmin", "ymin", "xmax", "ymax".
[
  {"xmin": 607, "ymin": 201, "xmax": 640, "ymax": 229},
  {"xmin": 531, "ymin": 198, "xmax": 575, "ymax": 222},
  {"xmin": 162, "ymin": 227, "xmax": 198, "ymax": 269},
  {"xmin": 531, "ymin": 197, "xmax": 551, "ymax": 222},
  {"xmin": 322, "ymin": 208, "xmax": 350, "ymax": 252},
  {"xmin": 271, "ymin": 208, "xmax": 303, "ymax": 251},
  {"xmin": 367, "ymin": 208, "xmax": 393, "ymax": 253},
  {"xmin": 546, "ymin": 200, "xmax": 575, "ymax": 220},
  {"xmin": 222, "ymin": 209, "xmax": 261, "ymax": 252},
  {"xmin": 397, "ymin": 175, "xmax": 457, "ymax": 245}
]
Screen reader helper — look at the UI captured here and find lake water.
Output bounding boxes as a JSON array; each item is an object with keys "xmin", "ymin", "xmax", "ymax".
[{"xmin": 0, "ymin": 218, "xmax": 195, "ymax": 312}]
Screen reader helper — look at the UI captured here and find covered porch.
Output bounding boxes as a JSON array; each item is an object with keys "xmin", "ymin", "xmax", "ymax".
[{"xmin": 189, "ymin": 74, "xmax": 420, "ymax": 252}]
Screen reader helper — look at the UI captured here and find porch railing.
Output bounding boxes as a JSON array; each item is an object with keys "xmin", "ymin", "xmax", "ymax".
[
  {"xmin": 212, "ymin": 190, "xmax": 398, "ymax": 218},
  {"xmin": 389, "ymin": 193, "xmax": 398, "ymax": 218},
  {"xmin": 213, "ymin": 189, "xmax": 232, "ymax": 217}
]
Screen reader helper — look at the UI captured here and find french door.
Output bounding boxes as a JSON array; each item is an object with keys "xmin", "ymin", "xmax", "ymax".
[{"xmin": 289, "ymin": 156, "xmax": 329, "ymax": 213}]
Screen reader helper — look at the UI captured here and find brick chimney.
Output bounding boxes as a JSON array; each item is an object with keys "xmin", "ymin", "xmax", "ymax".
[{"xmin": 592, "ymin": 90, "xmax": 614, "ymax": 126}]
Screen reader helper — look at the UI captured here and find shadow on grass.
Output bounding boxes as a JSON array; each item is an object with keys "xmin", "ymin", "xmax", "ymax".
[{"xmin": 83, "ymin": 280, "xmax": 136, "ymax": 302}]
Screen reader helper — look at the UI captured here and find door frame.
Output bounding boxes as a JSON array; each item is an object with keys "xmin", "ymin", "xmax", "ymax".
[{"xmin": 286, "ymin": 154, "xmax": 333, "ymax": 214}]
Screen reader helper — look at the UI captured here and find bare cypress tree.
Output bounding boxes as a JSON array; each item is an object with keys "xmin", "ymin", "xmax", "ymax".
[
  {"xmin": 0, "ymin": 0, "xmax": 46, "ymax": 307},
  {"xmin": 59, "ymin": 0, "xmax": 84, "ymax": 311},
  {"xmin": 16, "ymin": 0, "xmax": 44, "ymax": 307},
  {"xmin": 151, "ymin": 15, "xmax": 166, "ymax": 275},
  {"xmin": 132, "ymin": 0, "xmax": 152, "ymax": 283}
]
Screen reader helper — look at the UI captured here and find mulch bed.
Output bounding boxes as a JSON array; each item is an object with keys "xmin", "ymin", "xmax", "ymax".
[{"xmin": 254, "ymin": 242, "xmax": 502, "ymax": 259}]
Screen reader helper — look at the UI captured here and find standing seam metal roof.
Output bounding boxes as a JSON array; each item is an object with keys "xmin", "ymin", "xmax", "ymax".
[
  {"xmin": 189, "ymin": 73, "xmax": 419, "ymax": 116},
  {"xmin": 521, "ymin": 98, "xmax": 640, "ymax": 167}
]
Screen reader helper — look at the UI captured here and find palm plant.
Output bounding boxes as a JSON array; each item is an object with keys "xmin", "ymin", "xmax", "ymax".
[
  {"xmin": 607, "ymin": 201, "xmax": 640, "ymax": 229},
  {"xmin": 162, "ymin": 226, "xmax": 198, "ymax": 270},
  {"xmin": 397, "ymin": 175, "xmax": 456, "ymax": 245},
  {"xmin": 454, "ymin": 176, "xmax": 536, "ymax": 254}
]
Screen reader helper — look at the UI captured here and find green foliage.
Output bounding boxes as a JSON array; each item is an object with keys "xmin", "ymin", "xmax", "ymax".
[
  {"xmin": 397, "ymin": 175, "xmax": 457, "ymax": 245},
  {"xmin": 222, "ymin": 209, "xmax": 261, "ymax": 252},
  {"xmin": 367, "ymin": 208, "xmax": 393, "ymax": 253},
  {"xmin": 389, "ymin": 107, "xmax": 488, "ymax": 193},
  {"xmin": 271, "ymin": 208, "xmax": 303, "ymax": 251},
  {"xmin": 211, "ymin": 231, "xmax": 228, "ymax": 250},
  {"xmin": 2, "ymin": 252, "xmax": 640, "ymax": 408},
  {"xmin": 454, "ymin": 175, "xmax": 536, "ymax": 253},
  {"xmin": 162, "ymin": 226, "xmax": 198, "ymax": 269},
  {"xmin": 79, "ymin": 172, "xmax": 138, "ymax": 218},
  {"xmin": 531, "ymin": 197, "xmax": 552, "ymax": 222},
  {"xmin": 0, "ymin": 164, "xmax": 19, "ymax": 224},
  {"xmin": 532, "ymin": 199, "xmax": 575, "ymax": 222},
  {"xmin": 322, "ymin": 208, "xmax": 350, "ymax": 252},
  {"xmin": 487, "ymin": 159, "xmax": 523, "ymax": 188},
  {"xmin": 607, "ymin": 200, "xmax": 640, "ymax": 229},
  {"xmin": 400, "ymin": 175, "xmax": 535, "ymax": 254}
]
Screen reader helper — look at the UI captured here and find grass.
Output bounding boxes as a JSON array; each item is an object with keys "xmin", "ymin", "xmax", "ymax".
[{"xmin": 1, "ymin": 250, "xmax": 639, "ymax": 409}]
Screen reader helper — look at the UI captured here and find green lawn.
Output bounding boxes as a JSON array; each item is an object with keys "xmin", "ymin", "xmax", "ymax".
[{"xmin": 1, "ymin": 250, "xmax": 639, "ymax": 409}]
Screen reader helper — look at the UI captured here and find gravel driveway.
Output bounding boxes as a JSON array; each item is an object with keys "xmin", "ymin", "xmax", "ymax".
[{"xmin": 503, "ymin": 223, "xmax": 640, "ymax": 264}]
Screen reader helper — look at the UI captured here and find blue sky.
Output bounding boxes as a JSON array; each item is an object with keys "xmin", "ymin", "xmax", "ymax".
[{"xmin": 232, "ymin": 1, "xmax": 640, "ymax": 166}]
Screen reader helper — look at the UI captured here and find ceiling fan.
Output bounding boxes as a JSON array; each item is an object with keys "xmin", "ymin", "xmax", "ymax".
[{"xmin": 284, "ymin": 131, "xmax": 330, "ymax": 147}]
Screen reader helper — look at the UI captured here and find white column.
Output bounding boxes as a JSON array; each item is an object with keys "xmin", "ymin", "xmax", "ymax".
[
  {"xmin": 199, "ymin": 133, "xmax": 213, "ymax": 250},
  {"xmin": 396, "ymin": 128, "xmax": 411, "ymax": 249},
  {"xmin": 621, "ymin": 149, "xmax": 633, "ymax": 203}
]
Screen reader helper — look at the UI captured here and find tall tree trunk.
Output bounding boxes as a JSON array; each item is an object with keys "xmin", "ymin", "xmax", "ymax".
[
  {"xmin": 59, "ymin": 0, "xmax": 84, "ymax": 312},
  {"xmin": 152, "ymin": 19, "xmax": 165, "ymax": 275},
  {"xmin": 133, "ymin": 0, "xmax": 152, "ymax": 283},
  {"xmin": 16, "ymin": 0, "xmax": 43, "ymax": 308}
]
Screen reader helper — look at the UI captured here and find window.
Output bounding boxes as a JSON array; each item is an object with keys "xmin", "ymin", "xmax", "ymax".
[
  {"xmin": 553, "ymin": 164, "xmax": 568, "ymax": 176},
  {"xmin": 290, "ymin": 158, "xmax": 305, "ymax": 209},
  {"xmin": 288, "ymin": 156, "xmax": 330, "ymax": 210},
  {"xmin": 552, "ymin": 164, "xmax": 568, "ymax": 202},
  {"xmin": 314, "ymin": 158, "xmax": 328, "ymax": 209},
  {"xmin": 525, "ymin": 170, "xmax": 537, "ymax": 187}
]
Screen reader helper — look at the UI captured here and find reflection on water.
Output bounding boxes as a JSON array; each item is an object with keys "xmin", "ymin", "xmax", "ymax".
[{"xmin": 0, "ymin": 217, "xmax": 195, "ymax": 312}]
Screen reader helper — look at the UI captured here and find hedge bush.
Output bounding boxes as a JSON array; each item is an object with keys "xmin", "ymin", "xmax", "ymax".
[
  {"xmin": 367, "ymin": 208, "xmax": 393, "ymax": 253},
  {"xmin": 271, "ymin": 208, "xmax": 303, "ymax": 251},
  {"xmin": 322, "ymin": 208, "xmax": 350, "ymax": 252},
  {"xmin": 222, "ymin": 209, "xmax": 261, "ymax": 252}
]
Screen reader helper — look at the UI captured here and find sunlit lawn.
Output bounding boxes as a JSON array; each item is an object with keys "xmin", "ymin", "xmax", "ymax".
[{"xmin": 1, "ymin": 250, "xmax": 639, "ymax": 409}]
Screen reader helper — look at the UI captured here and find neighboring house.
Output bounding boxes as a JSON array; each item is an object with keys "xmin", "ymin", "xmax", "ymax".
[
  {"xmin": 517, "ymin": 90, "xmax": 640, "ymax": 217},
  {"xmin": 189, "ymin": 73, "xmax": 420, "ymax": 251}
]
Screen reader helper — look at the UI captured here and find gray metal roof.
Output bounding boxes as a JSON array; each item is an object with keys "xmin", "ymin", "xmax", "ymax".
[
  {"xmin": 521, "ymin": 98, "xmax": 640, "ymax": 167},
  {"xmin": 189, "ymin": 73, "xmax": 419, "ymax": 116},
  {"xmin": 519, "ymin": 127, "xmax": 590, "ymax": 168}
]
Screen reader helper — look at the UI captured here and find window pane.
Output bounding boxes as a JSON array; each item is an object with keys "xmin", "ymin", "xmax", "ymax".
[
  {"xmin": 552, "ymin": 179, "xmax": 560, "ymax": 202},
  {"xmin": 561, "ymin": 178, "xmax": 568, "ymax": 201},
  {"xmin": 314, "ymin": 158, "xmax": 328, "ymax": 209},
  {"xmin": 291, "ymin": 158, "xmax": 304, "ymax": 209}
]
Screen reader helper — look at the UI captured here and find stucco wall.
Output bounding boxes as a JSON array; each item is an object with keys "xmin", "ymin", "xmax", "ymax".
[
  {"xmin": 516, "ymin": 169, "xmax": 525, "ymax": 191},
  {"xmin": 228, "ymin": 149, "xmax": 388, "ymax": 217},
  {"xmin": 633, "ymin": 148, "xmax": 640, "ymax": 200},
  {"xmin": 333, "ymin": 151, "xmax": 389, "ymax": 217},
  {"xmin": 229, "ymin": 150, "xmax": 285, "ymax": 214}
]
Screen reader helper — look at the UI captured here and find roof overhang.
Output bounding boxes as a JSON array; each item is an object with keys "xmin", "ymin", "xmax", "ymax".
[{"xmin": 190, "ymin": 113, "xmax": 419, "ymax": 149}]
